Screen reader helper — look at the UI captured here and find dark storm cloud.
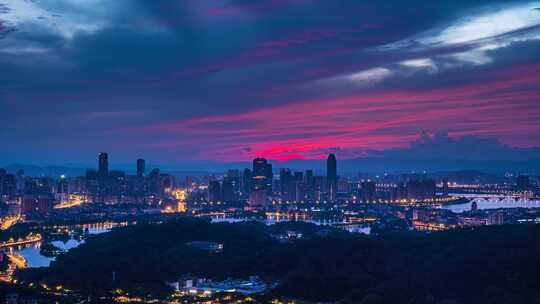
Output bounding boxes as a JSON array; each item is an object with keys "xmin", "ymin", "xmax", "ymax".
[
  {"xmin": 376, "ymin": 132, "xmax": 540, "ymax": 161},
  {"xmin": 0, "ymin": 0, "xmax": 539, "ymax": 166}
]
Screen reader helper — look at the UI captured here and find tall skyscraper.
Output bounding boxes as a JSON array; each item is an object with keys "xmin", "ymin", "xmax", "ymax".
[
  {"xmin": 148, "ymin": 168, "xmax": 162, "ymax": 195},
  {"xmin": 253, "ymin": 158, "xmax": 268, "ymax": 178},
  {"xmin": 226, "ymin": 170, "xmax": 240, "ymax": 193},
  {"xmin": 208, "ymin": 180, "xmax": 222, "ymax": 202},
  {"xmin": 137, "ymin": 159, "xmax": 146, "ymax": 177},
  {"xmin": 280, "ymin": 168, "xmax": 293, "ymax": 201},
  {"xmin": 98, "ymin": 152, "xmax": 109, "ymax": 177},
  {"xmin": 252, "ymin": 157, "xmax": 272, "ymax": 194},
  {"xmin": 305, "ymin": 170, "xmax": 315, "ymax": 201},
  {"xmin": 221, "ymin": 177, "xmax": 235, "ymax": 202},
  {"xmin": 406, "ymin": 179, "xmax": 436, "ymax": 201},
  {"xmin": 327, "ymin": 154, "xmax": 337, "ymax": 181},
  {"xmin": 242, "ymin": 168, "xmax": 252, "ymax": 196},
  {"xmin": 264, "ymin": 163, "xmax": 273, "ymax": 194},
  {"xmin": 442, "ymin": 178, "xmax": 449, "ymax": 197},
  {"xmin": 327, "ymin": 154, "xmax": 337, "ymax": 202},
  {"xmin": 359, "ymin": 181, "xmax": 376, "ymax": 202}
]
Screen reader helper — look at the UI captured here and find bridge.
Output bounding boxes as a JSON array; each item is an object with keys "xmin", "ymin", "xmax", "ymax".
[
  {"xmin": 455, "ymin": 193, "xmax": 540, "ymax": 202},
  {"xmin": 0, "ymin": 234, "xmax": 42, "ymax": 249}
]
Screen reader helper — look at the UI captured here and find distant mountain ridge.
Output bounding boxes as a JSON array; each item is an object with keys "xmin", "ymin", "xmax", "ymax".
[{"xmin": 2, "ymin": 157, "xmax": 540, "ymax": 177}]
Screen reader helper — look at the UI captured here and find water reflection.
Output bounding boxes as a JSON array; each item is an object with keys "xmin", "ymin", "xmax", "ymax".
[
  {"xmin": 51, "ymin": 239, "xmax": 83, "ymax": 251},
  {"xmin": 346, "ymin": 225, "xmax": 371, "ymax": 234},
  {"xmin": 11, "ymin": 224, "xmax": 114, "ymax": 268},
  {"xmin": 11, "ymin": 243, "xmax": 52, "ymax": 268},
  {"xmin": 10, "ymin": 218, "xmax": 371, "ymax": 268},
  {"xmin": 211, "ymin": 217, "xmax": 372, "ymax": 235}
]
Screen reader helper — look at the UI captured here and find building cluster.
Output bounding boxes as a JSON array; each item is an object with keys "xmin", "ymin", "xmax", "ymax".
[
  {"xmin": 203, "ymin": 154, "xmax": 445, "ymax": 210},
  {"xmin": 168, "ymin": 276, "xmax": 268, "ymax": 296},
  {"xmin": 1, "ymin": 152, "xmax": 538, "ymax": 220},
  {"xmin": 0, "ymin": 153, "xmax": 183, "ymax": 219},
  {"xmin": 411, "ymin": 206, "xmax": 507, "ymax": 231},
  {"xmin": 80, "ymin": 153, "xmax": 179, "ymax": 205},
  {"xmin": 1, "ymin": 168, "xmax": 56, "ymax": 218}
]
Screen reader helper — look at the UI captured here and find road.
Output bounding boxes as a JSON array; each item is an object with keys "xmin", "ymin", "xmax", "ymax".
[
  {"xmin": 0, "ymin": 252, "xmax": 27, "ymax": 283},
  {"xmin": 0, "ymin": 215, "xmax": 20, "ymax": 230}
]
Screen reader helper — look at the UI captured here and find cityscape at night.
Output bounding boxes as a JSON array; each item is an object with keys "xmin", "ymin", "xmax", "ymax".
[{"xmin": 1, "ymin": 0, "xmax": 540, "ymax": 303}]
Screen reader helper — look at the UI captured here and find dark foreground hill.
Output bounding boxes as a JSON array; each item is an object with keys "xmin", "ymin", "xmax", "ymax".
[{"xmin": 17, "ymin": 219, "xmax": 540, "ymax": 304}]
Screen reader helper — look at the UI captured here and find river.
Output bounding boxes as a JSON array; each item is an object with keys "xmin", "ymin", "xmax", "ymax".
[
  {"xmin": 16, "ymin": 197, "xmax": 537, "ymax": 268},
  {"xmin": 211, "ymin": 217, "xmax": 372, "ymax": 235},
  {"xmin": 7, "ymin": 224, "xmax": 116, "ymax": 268}
]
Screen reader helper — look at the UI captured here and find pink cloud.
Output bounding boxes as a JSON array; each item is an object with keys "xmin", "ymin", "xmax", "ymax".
[{"xmin": 125, "ymin": 63, "xmax": 540, "ymax": 161}]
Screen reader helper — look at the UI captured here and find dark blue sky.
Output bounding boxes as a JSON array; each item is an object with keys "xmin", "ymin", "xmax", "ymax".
[{"xmin": 1, "ymin": 0, "xmax": 540, "ymax": 168}]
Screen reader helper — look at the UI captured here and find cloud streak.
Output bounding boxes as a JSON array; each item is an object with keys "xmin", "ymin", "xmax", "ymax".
[
  {"xmin": 0, "ymin": 0, "xmax": 539, "ymax": 166},
  {"xmin": 129, "ymin": 62, "xmax": 540, "ymax": 161}
]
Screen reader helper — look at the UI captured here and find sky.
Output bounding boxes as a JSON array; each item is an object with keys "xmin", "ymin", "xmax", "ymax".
[{"xmin": 1, "ymin": 0, "xmax": 540, "ymax": 169}]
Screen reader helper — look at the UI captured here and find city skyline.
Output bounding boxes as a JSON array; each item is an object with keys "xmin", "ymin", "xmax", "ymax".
[
  {"xmin": 2, "ymin": 143, "xmax": 540, "ymax": 175},
  {"xmin": 1, "ymin": 1, "xmax": 540, "ymax": 166},
  {"xmin": 2, "ymin": 2, "xmax": 540, "ymax": 302}
]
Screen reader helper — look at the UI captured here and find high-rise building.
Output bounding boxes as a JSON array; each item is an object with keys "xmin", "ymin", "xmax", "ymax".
[
  {"xmin": 57, "ymin": 176, "xmax": 68, "ymax": 194},
  {"xmin": 326, "ymin": 154, "xmax": 337, "ymax": 202},
  {"xmin": 391, "ymin": 183, "xmax": 407, "ymax": 201},
  {"xmin": 253, "ymin": 158, "xmax": 268, "ymax": 178},
  {"xmin": 56, "ymin": 176, "xmax": 69, "ymax": 203},
  {"xmin": 98, "ymin": 152, "xmax": 109, "ymax": 177},
  {"xmin": 359, "ymin": 181, "xmax": 377, "ymax": 202},
  {"xmin": 264, "ymin": 163, "xmax": 273, "ymax": 194},
  {"xmin": 226, "ymin": 170, "xmax": 240, "ymax": 193},
  {"xmin": 248, "ymin": 187, "xmax": 267, "ymax": 209},
  {"xmin": 24, "ymin": 177, "xmax": 53, "ymax": 196},
  {"xmin": 21, "ymin": 195, "xmax": 54, "ymax": 216},
  {"xmin": 312, "ymin": 176, "xmax": 324, "ymax": 201},
  {"xmin": 148, "ymin": 168, "xmax": 163, "ymax": 195},
  {"xmin": 327, "ymin": 154, "xmax": 337, "ymax": 180},
  {"xmin": 0, "ymin": 171, "xmax": 16, "ymax": 199},
  {"xmin": 295, "ymin": 180, "xmax": 306, "ymax": 202},
  {"xmin": 208, "ymin": 180, "xmax": 222, "ymax": 202},
  {"xmin": 280, "ymin": 168, "xmax": 293, "ymax": 201},
  {"xmin": 279, "ymin": 169, "xmax": 303, "ymax": 202},
  {"xmin": 16, "ymin": 169, "xmax": 25, "ymax": 193},
  {"xmin": 137, "ymin": 159, "xmax": 146, "ymax": 177},
  {"xmin": 442, "ymin": 178, "xmax": 449, "ymax": 197},
  {"xmin": 406, "ymin": 179, "xmax": 436, "ymax": 201},
  {"xmin": 242, "ymin": 169, "xmax": 252, "ymax": 196},
  {"xmin": 305, "ymin": 170, "xmax": 315, "ymax": 201},
  {"xmin": 487, "ymin": 211, "xmax": 504, "ymax": 225},
  {"xmin": 252, "ymin": 158, "xmax": 272, "ymax": 194},
  {"xmin": 221, "ymin": 177, "xmax": 235, "ymax": 202}
]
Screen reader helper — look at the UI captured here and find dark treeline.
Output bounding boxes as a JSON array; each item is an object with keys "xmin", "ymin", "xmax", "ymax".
[
  {"xmin": 0, "ymin": 223, "xmax": 33, "ymax": 242},
  {"xmin": 16, "ymin": 219, "xmax": 540, "ymax": 304}
]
